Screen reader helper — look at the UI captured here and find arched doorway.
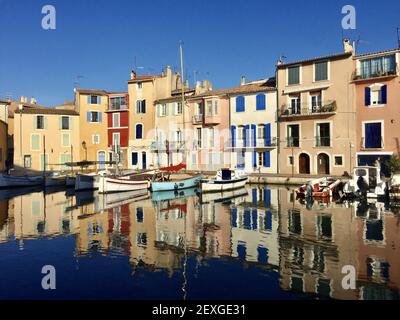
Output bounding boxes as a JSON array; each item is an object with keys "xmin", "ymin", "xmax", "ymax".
[
  {"xmin": 317, "ymin": 153, "xmax": 330, "ymax": 175},
  {"xmin": 299, "ymin": 153, "xmax": 310, "ymax": 174}
]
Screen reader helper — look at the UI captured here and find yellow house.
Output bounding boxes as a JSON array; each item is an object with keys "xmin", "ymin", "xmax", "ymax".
[
  {"xmin": 0, "ymin": 119, "xmax": 7, "ymax": 172},
  {"xmin": 74, "ymin": 89, "xmax": 109, "ymax": 169},
  {"xmin": 13, "ymin": 108, "xmax": 80, "ymax": 173}
]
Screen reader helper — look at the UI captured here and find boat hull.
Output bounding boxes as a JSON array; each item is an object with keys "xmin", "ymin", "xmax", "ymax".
[
  {"xmin": 0, "ymin": 174, "xmax": 44, "ymax": 188},
  {"xmin": 75, "ymin": 174, "xmax": 99, "ymax": 191},
  {"xmin": 98, "ymin": 176, "xmax": 150, "ymax": 193},
  {"xmin": 201, "ymin": 176, "xmax": 248, "ymax": 193},
  {"xmin": 151, "ymin": 175, "xmax": 202, "ymax": 192},
  {"xmin": 45, "ymin": 176, "xmax": 66, "ymax": 187}
]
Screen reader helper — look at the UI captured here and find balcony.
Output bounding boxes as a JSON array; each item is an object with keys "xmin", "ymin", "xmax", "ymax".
[
  {"xmin": 204, "ymin": 114, "xmax": 221, "ymax": 125},
  {"xmin": 361, "ymin": 137, "xmax": 384, "ymax": 150},
  {"xmin": 225, "ymin": 137, "xmax": 277, "ymax": 149},
  {"xmin": 352, "ymin": 62, "xmax": 398, "ymax": 81},
  {"xmin": 286, "ymin": 137, "xmax": 300, "ymax": 148},
  {"xmin": 279, "ymin": 100, "xmax": 337, "ymax": 121},
  {"xmin": 315, "ymin": 136, "xmax": 331, "ymax": 147},
  {"xmin": 192, "ymin": 114, "xmax": 204, "ymax": 124},
  {"xmin": 151, "ymin": 140, "xmax": 185, "ymax": 152},
  {"xmin": 106, "ymin": 104, "xmax": 128, "ymax": 112}
]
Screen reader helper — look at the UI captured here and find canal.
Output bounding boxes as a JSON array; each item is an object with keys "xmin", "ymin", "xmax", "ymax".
[{"xmin": 0, "ymin": 186, "xmax": 399, "ymax": 300}]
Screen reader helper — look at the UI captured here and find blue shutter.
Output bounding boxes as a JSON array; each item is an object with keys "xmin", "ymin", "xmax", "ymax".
[
  {"xmin": 231, "ymin": 208, "xmax": 237, "ymax": 228},
  {"xmin": 253, "ymin": 151, "xmax": 257, "ymax": 168},
  {"xmin": 365, "ymin": 87, "xmax": 371, "ymax": 106},
  {"xmin": 98, "ymin": 96, "xmax": 101, "ymax": 105},
  {"xmin": 264, "ymin": 150, "xmax": 270, "ymax": 167},
  {"xmin": 143, "ymin": 100, "xmax": 146, "ymax": 113},
  {"xmin": 244, "ymin": 209, "xmax": 251, "ymax": 229},
  {"xmin": 98, "ymin": 112, "xmax": 102, "ymax": 122},
  {"xmin": 87, "ymin": 95, "xmax": 90, "ymax": 104},
  {"xmin": 131, "ymin": 152, "xmax": 138, "ymax": 165},
  {"xmin": 381, "ymin": 85, "xmax": 387, "ymax": 104},
  {"xmin": 231, "ymin": 125, "xmax": 236, "ymax": 147},
  {"xmin": 251, "ymin": 124, "xmax": 256, "ymax": 168},
  {"xmin": 252, "ymin": 189, "xmax": 257, "ymax": 204},
  {"xmin": 252, "ymin": 209, "xmax": 258, "ymax": 230},
  {"xmin": 265, "ymin": 123, "xmax": 271, "ymax": 146},
  {"xmin": 256, "ymin": 94, "xmax": 266, "ymax": 110},
  {"xmin": 136, "ymin": 124, "xmax": 143, "ymax": 139},
  {"xmin": 265, "ymin": 210, "xmax": 272, "ymax": 231},
  {"xmin": 257, "ymin": 246, "xmax": 268, "ymax": 264},
  {"xmin": 244, "ymin": 125, "xmax": 249, "ymax": 147},
  {"xmin": 86, "ymin": 111, "xmax": 91, "ymax": 122},
  {"xmin": 236, "ymin": 96, "xmax": 244, "ymax": 112},
  {"xmin": 264, "ymin": 189, "xmax": 271, "ymax": 206}
]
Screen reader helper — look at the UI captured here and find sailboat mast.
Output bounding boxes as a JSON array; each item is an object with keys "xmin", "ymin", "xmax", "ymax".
[{"xmin": 179, "ymin": 42, "xmax": 186, "ymax": 162}]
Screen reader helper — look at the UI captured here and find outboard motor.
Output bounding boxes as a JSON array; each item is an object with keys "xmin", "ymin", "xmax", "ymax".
[{"xmin": 357, "ymin": 175, "xmax": 368, "ymax": 197}]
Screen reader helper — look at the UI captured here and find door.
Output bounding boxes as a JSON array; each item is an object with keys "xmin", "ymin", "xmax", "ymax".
[
  {"xmin": 142, "ymin": 152, "xmax": 146, "ymax": 170},
  {"xmin": 98, "ymin": 151, "xmax": 106, "ymax": 170},
  {"xmin": 24, "ymin": 155, "xmax": 32, "ymax": 169},
  {"xmin": 299, "ymin": 153, "xmax": 310, "ymax": 174},
  {"xmin": 317, "ymin": 153, "xmax": 330, "ymax": 175},
  {"xmin": 364, "ymin": 122, "xmax": 382, "ymax": 148}
]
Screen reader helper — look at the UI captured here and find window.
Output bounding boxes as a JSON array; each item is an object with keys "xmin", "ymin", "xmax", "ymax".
[
  {"xmin": 236, "ymin": 96, "xmax": 245, "ymax": 112},
  {"xmin": 207, "ymin": 101, "xmax": 212, "ymax": 115},
  {"xmin": 364, "ymin": 122, "xmax": 383, "ymax": 148},
  {"xmin": 61, "ymin": 116, "xmax": 70, "ymax": 130},
  {"xmin": 112, "ymin": 113, "xmax": 120, "ymax": 127},
  {"xmin": 214, "ymin": 100, "xmax": 218, "ymax": 115},
  {"xmin": 315, "ymin": 123, "xmax": 331, "ymax": 147},
  {"xmin": 31, "ymin": 134, "xmax": 40, "ymax": 151},
  {"xmin": 288, "ymin": 66, "xmax": 300, "ymax": 85},
  {"xmin": 256, "ymin": 94, "xmax": 266, "ymax": 110},
  {"xmin": 366, "ymin": 85, "xmax": 387, "ymax": 106},
  {"xmin": 137, "ymin": 82, "xmax": 142, "ymax": 89},
  {"xmin": 257, "ymin": 125, "xmax": 265, "ymax": 140},
  {"xmin": 334, "ymin": 156, "xmax": 343, "ymax": 166},
  {"xmin": 317, "ymin": 215, "xmax": 332, "ymax": 240},
  {"xmin": 87, "ymin": 111, "xmax": 101, "ymax": 123},
  {"xmin": 36, "ymin": 115, "xmax": 44, "ymax": 129},
  {"xmin": 90, "ymin": 95, "xmax": 100, "ymax": 104},
  {"xmin": 159, "ymin": 104, "xmax": 167, "ymax": 117},
  {"xmin": 24, "ymin": 155, "xmax": 32, "ymax": 168},
  {"xmin": 136, "ymin": 100, "xmax": 146, "ymax": 113},
  {"xmin": 209, "ymin": 127, "xmax": 214, "ymax": 148},
  {"xmin": 62, "ymin": 133, "xmax": 70, "ymax": 147},
  {"xmin": 287, "ymin": 124, "xmax": 300, "ymax": 147},
  {"xmin": 258, "ymin": 152, "xmax": 265, "ymax": 166},
  {"xmin": 289, "ymin": 95, "xmax": 301, "ymax": 114},
  {"xmin": 136, "ymin": 208, "xmax": 144, "ymax": 223},
  {"xmin": 311, "ymin": 92, "xmax": 322, "ymax": 112},
  {"xmin": 360, "ymin": 54, "xmax": 396, "ymax": 79},
  {"xmin": 176, "ymin": 130, "xmax": 182, "ymax": 143},
  {"xmin": 315, "ymin": 61, "xmax": 328, "ymax": 81},
  {"xmin": 288, "ymin": 156, "xmax": 294, "ymax": 166},
  {"xmin": 137, "ymin": 233, "xmax": 147, "ymax": 246},
  {"xmin": 110, "ymin": 96, "xmax": 126, "ymax": 110},
  {"xmin": 196, "ymin": 128, "xmax": 202, "ymax": 148},
  {"xmin": 176, "ymin": 102, "xmax": 182, "ymax": 114},
  {"xmin": 131, "ymin": 152, "xmax": 138, "ymax": 165},
  {"xmin": 196, "ymin": 102, "xmax": 203, "ymax": 115},
  {"xmin": 136, "ymin": 124, "xmax": 143, "ymax": 139},
  {"xmin": 92, "ymin": 134, "xmax": 100, "ymax": 144},
  {"xmin": 60, "ymin": 153, "xmax": 71, "ymax": 171},
  {"xmin": 237, "ymin": 126, "xmax": 245, "ymax": 145},
  {"xmin": 112, "ymin": 133, "xmax": 120, "ymax": 146}
]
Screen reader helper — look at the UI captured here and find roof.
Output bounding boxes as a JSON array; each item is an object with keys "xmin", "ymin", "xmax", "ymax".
[
  {"xmin": 0, "ymin": 100, "xmax": 11, "ymax": 105},
  {"xmin": 355, "ymin": 48, "xmax": 399, "ymax": 59},
  {"xmin": 128, "ymin": 74, "xmax": 161, "ymax": 83},
  {"xmin": 277, "ymin": 52, "xmax": 353, "ymax": 68},
  {"xmin": 75, "ymin": 88, "xmax": 126, "ymax": 95},
  {"xmin": 15, "ymin": 107, "xmax": 79, "ymax": 116},
  {"xmin": 155, "ymin": 96, "xmax": 184, "ymax": 104}
]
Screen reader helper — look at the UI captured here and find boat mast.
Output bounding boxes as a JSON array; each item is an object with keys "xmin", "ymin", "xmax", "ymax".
[{"xmin": 179, "ymin": 42, "xmax": 186, "ymax": 163}]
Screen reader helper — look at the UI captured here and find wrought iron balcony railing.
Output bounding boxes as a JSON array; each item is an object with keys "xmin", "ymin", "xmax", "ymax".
[
  {"xmin": 279, "ymin": 100, "xmax": 337, "ymax": 118},
  {"xmin": 315, "ymin": 136, "xmax": 331, "ymax": 147}
]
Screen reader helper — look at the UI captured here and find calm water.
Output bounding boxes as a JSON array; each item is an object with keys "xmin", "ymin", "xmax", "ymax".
[{"xmin": 0, "ymin": 185, "xmax": 399, "ymax": 300}]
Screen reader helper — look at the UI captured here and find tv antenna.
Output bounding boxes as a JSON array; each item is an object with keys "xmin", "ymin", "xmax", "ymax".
[
  {"xmin": 73, "ymin": 75, "xmax": 83, "ymax": 90},
  {"xmin": 133, "ymin": 56, "xmax": 144, "ymax": 74},
  {"xmin": 397, "ymin": 27, "xmax": 400, "ymax": 48}
]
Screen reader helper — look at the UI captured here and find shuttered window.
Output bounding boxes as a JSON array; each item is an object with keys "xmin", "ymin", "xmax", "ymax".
[
  {"xmin": 315, "ymin": 61, "xmax": 328, "ymax": 81},
  {"xmin": 288, "ymin": 66, "xmax": 300, "ymax": 85},
  {"xmin": 31, "ymin": 134, "xmax": 40, "ymax": 151}
]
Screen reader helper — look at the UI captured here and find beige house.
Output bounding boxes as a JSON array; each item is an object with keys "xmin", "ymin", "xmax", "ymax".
[
  {"xmin": 13, "ymin": 108, "xmax": 80, "ymax": 173},
  {"xmin": 0, "ymin": 119, "xmax": 6, "ymax": 172},
  {"xmin": 277, "ymin": 40, "xmax": 356, "ymax": 176}
]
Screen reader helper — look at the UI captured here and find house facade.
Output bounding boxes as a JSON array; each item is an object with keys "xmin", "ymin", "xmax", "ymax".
[
  {"xmin": 277, "ymin": 40, "xmax": 356, "ymax": 176},
  {"xmin": 75, "ymin": 89, "xmax": 109, "ymax": 169},
  {"xmin": 228, "ymin": 79, "xmax": 278, "ymax": 174},
  {"xmin": 13, "ymin": 108, "xmax": 80, "ymax": 173},
  {"xmin": 353, "ymin": 49, "xmax": 400, "ymax": 175}
]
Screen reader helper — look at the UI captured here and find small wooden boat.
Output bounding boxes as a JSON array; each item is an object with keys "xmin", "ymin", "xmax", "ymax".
[
  {"xmin": 75, "ymin": 172, "xmax": 101, "ymax": 191},
  {"xmin": 296, "ymin": 177, "xmax": 342, "ymax": 198},
  {"xmin": 150, "ymin": 174, "xmax": 203, "ymax": 192},
  {"xmin": 98, "ymin": 175, "xmax": 150, "ymax": 194},
  {"xmin": 200, "ymin": 168, "xmax": 248, "ymax": 193},
  {"xmin": 0, "ymin": 173, "xmax": 44, "ymax": 188}
]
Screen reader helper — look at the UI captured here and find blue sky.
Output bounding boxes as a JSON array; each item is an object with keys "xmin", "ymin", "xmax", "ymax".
[{"xmin": 1, "ymin": 0, "xmax": 399, "ymax": 106}]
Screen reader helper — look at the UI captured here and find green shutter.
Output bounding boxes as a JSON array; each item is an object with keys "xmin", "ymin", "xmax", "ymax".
[
  {"xmin": 62, "ymin": 133, "xmax": 70, "ymax": 147},
  {"xmin": 33, "ymin": 116, "xmax": 37, "ymax": 129},
  {"xmin": 70, "ymin": 117, "xmax": 73, "ymax": 129},
  {"xmin": 59, "ymin": 116, "xmax": 62, "ymax": 129},
  {"xmin": 31, "ymin": 134, "xmax": 40, "ymax": 150},
  {"xmin": 44, "ymin": 116, "xmax": 48, "ymax": 129}
]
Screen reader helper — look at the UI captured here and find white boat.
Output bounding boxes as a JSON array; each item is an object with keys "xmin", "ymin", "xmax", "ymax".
[
  {"xmin": 98, "ymin": 175, "xmax": 150, "ymax": 194},
  {"xmin": 200, "ymin": 168, "xmax": 248, "ymax": 193},
  {"xmin": 45, "ymin": 173, "xmax": 67, "ymax": 187},
  {"xmin": 0, "ymin": 173, "xmax": 44, "ymax": 188},
  {"xmin": 343, "ymin": 166, "xmax": 387, "ymax": 198},
  {"xmin": 75, "ymin": 172, "xmax": 101, "ymax": 191},
  {"xmin": 66, "ymin": 176, "xmax": 76, "ymax": 187}
]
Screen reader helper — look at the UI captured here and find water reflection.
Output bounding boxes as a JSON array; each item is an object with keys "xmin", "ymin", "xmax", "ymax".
[{"xmin": 0, "ymin": 185, "xmax": 399, "ymax": 299}]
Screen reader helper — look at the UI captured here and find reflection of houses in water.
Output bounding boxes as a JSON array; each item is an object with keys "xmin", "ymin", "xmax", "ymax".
[
  {"xmin": 0, "ymin": 199, "xmax": 13, "ymax": 243},
  {"xmin": 354, "ymin": 201, "xmax": 400, "ymax": 299},
  {"xmin": 278, "ymin": 189, "xmax": 359, "ymax": 300},
  {"xmin": 11, "ymin": 191, "xmax": 80, "ymax": 243},
  {"xmin": 230, "ymin": 187, "xmax": 279, "ymax": 267}
]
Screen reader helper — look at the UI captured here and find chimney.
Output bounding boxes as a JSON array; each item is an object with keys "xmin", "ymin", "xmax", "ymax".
[
  {"xmin": 240, "ymin": 76, "xmax": 246, "ymax": 86},
  {"xmin": 185, "ymin": 79, "xmax": 189, "ymax": 88},
  {"xmin": 343, "ymin": 38, "xmax": 354, "ymax": 53},
  {"xmin": 20, "ymin": 96, "xmax": 27, "ymax": 103},
  {"xmin": 30, "ymin": 97, "xmax": 37, "ymax": 105},
  {"xmin": 130, "ymin": 70, "xmax": 137, "ymax": 80}
]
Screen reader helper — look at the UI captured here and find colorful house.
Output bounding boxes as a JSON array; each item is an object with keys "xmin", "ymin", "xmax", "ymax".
[
  {"xmin": 228, "ymin": 78, "xmax": 278, "ymax": 174},
  {"xmin": 276, "ymin": 40, "xmax": 356, "ymax": 176},
  {"xmin": 353, "ymin": 48, "xmax": 400, "ymax": 175}
]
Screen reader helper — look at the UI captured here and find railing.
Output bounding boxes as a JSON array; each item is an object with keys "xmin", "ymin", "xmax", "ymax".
[
  {"xmin": 352, "ymin": 62, "xmax": 398, "ymax": 81},
  {"xmin": 108, "ymin": 104, "xmax": 128, "ymax": 111},
  {"xmin": 192, "ymin": 114, "xmax": 203, "ymax": 124},
  {"xmin": 150, "ymin": 140, "xmax": 185, "ymax": 152},
  {"xmin": 286, "ymin": 137, "xmax": 300, "ymax": 148},
  {"xmin": 361, "ymin": 137, "xmax": 384, "ymax": 149},
  {"xmin": 315, "ymin": 136, "xmax": 331, "ymax": 147},
  {"xmin": 225, "ymin": 137, "xmax": 277, "ymax": 149},
  {"xmin": 279, "ymin": 100, "xmax": 337, "ymax": 117}
]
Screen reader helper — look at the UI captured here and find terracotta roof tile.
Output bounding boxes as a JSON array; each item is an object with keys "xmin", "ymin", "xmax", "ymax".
[
  {"xmin": 277, "ymin": 52, "xmax": 352, "ymax": 68},
  {"xmin": 16, "ymin": 107, "xmax": 79, "ymax": 116}
]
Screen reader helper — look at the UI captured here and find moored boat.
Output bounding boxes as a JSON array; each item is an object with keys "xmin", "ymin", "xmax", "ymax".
[
  {"xmin": 343, "ymin": 166, "xmax": 387, "ymax": 198},
  {"xmin": 75, "ymin": 172, "xmax": 101, "ymax": 191},
  {"xmin": 200, "ymin": 168, "xmax": 248, "ymax": 193},
  {"xmin": 66, "ymin": 175, "xmax": 76, "ymax": 187},
  {"xmin": 98, "ymin": 175, "xmax": 150, "ymax": 194},
  {"xmin": 45, "ymin": 173, "xmax": 67, "ymax": 187},
  {"xmin": 296, "ymin": 177, "xmax": 342, "ymax": 198},
  {"xmin": 0, "ymin": 173, "xmax": 44, "ymax": 188},
  {"xmin": 150, "ymin": 174, "xmax": 202, "ymax": 192}
]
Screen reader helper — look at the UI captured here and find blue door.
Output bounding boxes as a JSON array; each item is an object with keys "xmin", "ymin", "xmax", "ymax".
[
  {"xmin": 98, "ymin": 151, "xmax": 106, "ymax": 170},
  {"xmin": 365, "ymin": 123, "xmax": 382, "ymax": 148},
  {"xmin": 142, "ymin": 152, "xmax": 147, "ymax": 170}
]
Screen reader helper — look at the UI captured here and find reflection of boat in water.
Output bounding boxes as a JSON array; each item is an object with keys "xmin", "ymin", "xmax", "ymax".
[
  {"xmin": 200, "ymin": 187, "xmax": 248, "ymax": 204},
  {"xmin": 343, "ymin": 166, "xmax": 387, "ymax": 199},
  {"xmin": 296, "ymin": 177, "xmax": 342, "ymax": 198},
  {"xmin": 75, "ymin": 172, "xmax": 101, "ymax": 191},
  {"xmin": 151, "ymin": 187, "xmax": 199, "ymax": 202},
  {"xmin": 151, "ymin": 174, "xmax": 203, "ymax": 192},
  {"xmin": 0, "ymin": 186, "xmax": 43, "ymax": 201},
  {"xmin": 200, "ymin": 169, "xmax": 248, "ymax": 192},
  {"xmin": 101, "ymin": 189, "xmax": 150, "ymax": 208},
  {"xmin": 0, "ymin": 173, "xmax": 44, "ymax": 188}
]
